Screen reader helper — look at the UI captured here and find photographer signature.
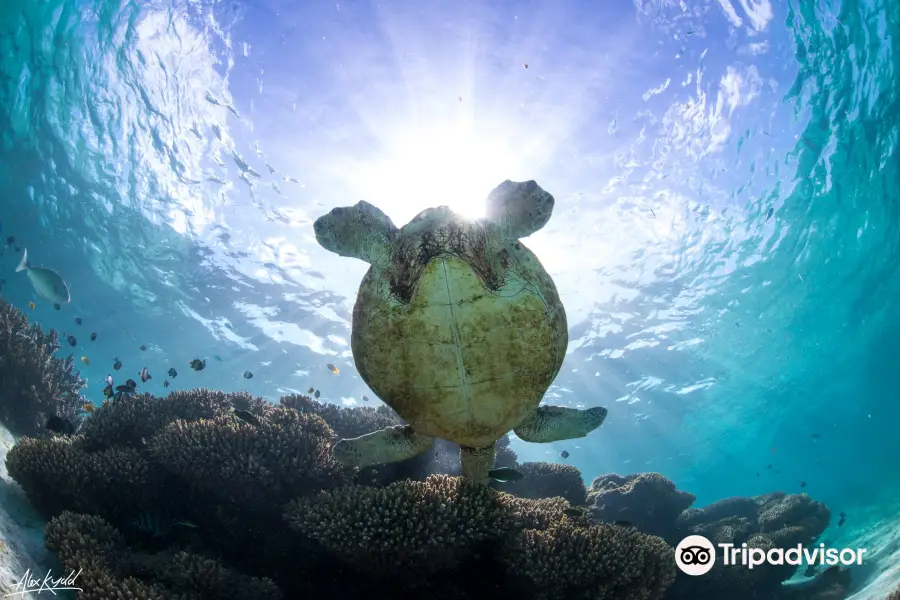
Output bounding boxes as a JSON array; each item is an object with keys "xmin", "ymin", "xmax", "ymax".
[{"xmin": 4, "ymin": 569, "xmax": 83, "ymax": 597}]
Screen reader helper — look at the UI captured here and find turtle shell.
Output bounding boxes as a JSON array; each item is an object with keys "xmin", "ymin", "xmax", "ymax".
[{"xmin": 351, "ymin": 212, "xmax": 567, "ymax": 449}]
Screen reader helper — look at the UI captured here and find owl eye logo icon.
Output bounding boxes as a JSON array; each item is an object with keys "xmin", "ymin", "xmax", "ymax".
[{"xmin": 675, "ymin": 535, "xmax": 716, "ymax": 575}]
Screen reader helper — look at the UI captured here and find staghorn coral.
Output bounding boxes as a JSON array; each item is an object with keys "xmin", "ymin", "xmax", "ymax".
[
  {"xmin": 280, "ymin": 393, "xmax": 402, "ymax": 439},
  {"xmin": 587, "ymin": 473, "xmax": 695, "ymax": 542},
  {"xmin": 149, "ymin": 406, "xmax": 348, "ymax": 508},
  {"xmin": 285, "ymin": 473, "xmax": 676, "ymax": 600},
  {"xmin": 6, "ymin": 436, "xmax": 163, "ymax": 518},
  {"xmin": 285, "ymin": 474, "xmax": 516, "ymax": 575},
  {"xmin": 46, "ymin": 511, "xmax": 281, "ymax": 600},
  {"xmin": 78, "ymin": 388, "xmax": 238, "ymax": 451},
  {"xmin": 503, "ymin": 519, "xmax": 676, "ymax": 600},
  {"xmin": 0, "ymin": 297, "xmax": 84, "ymax": 436},
  {"xmin": 497, "ymin": 461, "xmax": 588, "ymax": 505}
]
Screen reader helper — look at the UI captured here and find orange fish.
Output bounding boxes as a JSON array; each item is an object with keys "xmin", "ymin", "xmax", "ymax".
[
  {"xmin": 81, "ymin": 356, "xmax": 90, "ymax": 365},
  {"xmin": 327, "ymin": 363, "xmax": 339, "ymax": 374},
  {"xmin": 28, "ymin": 301, "xmax": 35, "ymax": 310},
  {"xmin": 307, "ymin": 387, "xmax": 314, "ymax": 394},
  {"xmin": 82, "ymin": 403, "xmax": 95, "ymax": 414}
]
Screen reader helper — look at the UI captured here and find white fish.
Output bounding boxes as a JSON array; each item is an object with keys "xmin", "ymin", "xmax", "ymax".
[{"xmin": 16, "ymin": 248, "xmax": 70, "ymax": 304}]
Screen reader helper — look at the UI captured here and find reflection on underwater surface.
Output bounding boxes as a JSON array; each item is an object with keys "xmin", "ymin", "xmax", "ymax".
[{"xmin": 0, "ymin": 0, "xmax": 899, "ymax": 598}]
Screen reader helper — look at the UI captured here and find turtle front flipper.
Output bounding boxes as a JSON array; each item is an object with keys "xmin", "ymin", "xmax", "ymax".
[
  {"xmin": 484, "ymin": 180, "xmax": 555, "ymax": 239},
  {"xmin": 459, "ymin": 444, "xmax": 497, "ymax": 484},
  {"xmin": 314, "ymin": 201, "xmax": 398, "ymax": 266},
  {"xmin": 332, "ymin": 425, "xmax": 434, "ymax": 468},
  {"xmin": 514, "ymin": 405, "xmax": 608, "ymax": 443}
]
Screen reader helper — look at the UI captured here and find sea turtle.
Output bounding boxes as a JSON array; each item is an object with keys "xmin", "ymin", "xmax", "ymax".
[{"xmin": 313, "ymin": 179, "xmax": 608, "ymax": 483}]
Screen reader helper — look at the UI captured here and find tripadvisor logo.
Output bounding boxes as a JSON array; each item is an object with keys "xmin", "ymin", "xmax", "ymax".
[{"xmin": 674, "ymin": 535, "xmax": 867, "ymax": 576}]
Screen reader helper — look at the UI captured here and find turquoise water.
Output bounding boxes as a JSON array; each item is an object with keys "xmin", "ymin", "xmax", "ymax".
[{"xmin": 1, "ymin": 0, "xmax": 899, "ymax": 597}]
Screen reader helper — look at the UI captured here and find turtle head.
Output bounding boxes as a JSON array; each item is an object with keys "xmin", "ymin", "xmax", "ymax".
[
  {"xmin": 484, "ymin": 180, "xmax": 555, "ymax": 240},
  {"xmin": 313, "ymin": 201, "xmax": 398, "ymax": 266}
]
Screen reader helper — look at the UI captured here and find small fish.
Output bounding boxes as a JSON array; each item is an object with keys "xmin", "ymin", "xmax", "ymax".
[
  {"xmin": 242, "ymin": 371, "xmax": 253, "ymax": 379},
  {"xmin": 173, "ymin": 520, "xmax": 198, "ymax": 529},
  {"xmin": 563, "ymin": 508, "xmax": 584, "ymax": 518},
  {"xmin": 800, "ymin": 480, "xmax": 807, "ymax": 488},
  {"xmin": 314, "ymin": 389, "xmax": 320, "ymax": 399},
  {"xmin": 362, "ymin": 395, "xmax": 369, "ymax": 402},
  {"xmin": 45, "ymin": 415, "xmax": 75, "ymax": 435},
  {"xmin": 132, "ymin": 513, "xmax": 170, "ymax": 537},
  {"xmin": 82, "ymin": 403, "xmax": 95, "ymax": 414},
  {"xmin": 139, "ymin": 345, "xmax": 147, "ymax": 351},
  {"xmin": 103, "ymin": 385, "xmax": 114, "ymax": 398},
  {"xmin": 487, "ymin": 467, "xmax": 523, "ymax": 483},
  {"xmin": 28, "ymin": 301, "xmax": 35, "ymax": 311},
  {"xmin": 80, "ymin": 356, "xmax": 90, "ymax": 365},
  {"xmin": 233, "ymin": 409, "xmax": 261, "ymax": 427},
  {"xmin": 767, "ymin": 464, "xmax": 772, "ymax": 469},
  {"xmin": 125, "ymin": 378, "xmax": 137, "ymax": 389},
  {"xmin": 214, "ymin": 355, "xmax": 223, "ymax": 362},
  {"xmin": 765, "ymin": 207, "xmax": 774, "ymax": 221},
  {"xmin": 53, "ymin": 303, "xmax": 60, "ymax": 311},
  {"xmin": 5, "ymin": 236, "xmax": 14, "ymax": 245},
  {"xmin": 105, "ymin": 374, "xmax": 113, "ymax": 385},
  {"xmin": 811, "ymin": 433, "xmax": 821, "ymax": 439},
  {"xmin": 327, "ymin": 363, "xmax": 339, "ymax": 374},
  {"xmin": 67, "ymin": 335, "xmax": 77, "ymax": 347},
  {"xmin": 756, "ymin": 472, "xmax": 760, "ymax": 477},
  {"xmin": 16, "ymin": 249, "xmax": 71, "ymax": 304},
  {"xmin": 139, "ymin": 367, "xmax": 151, "ymax": 382},
  {"xmin": 523, "ymin": 63, "xmax": 529, "ymax": 69},
  {"xmin": 168, "ymin": 368, "xmax": 177, "ymax": 378},
  {"xmin": 115, "ymin": 385, "xmax": 134, "ymax": 394},
  {"xmin": 164, "ymin": 380, "xmax": 169, "ymax": 388},
  {"xmin": 307, "ymin": 387, "xmax": 314, "ymax": 394},
  {"xmin": 113, "ymin": 358, "xmax": 122, "ymax": 370},
  {"xmin": 838, "ymin": 512, "xmax": 846, "ymax": 527},
  {"xmin": 613, "ymin": 521, "xmax": 635, "ymax": 528},
  {"xmin": 560, "ymin": 450, "xmax": 569, "ymax": 459},
  {"xmin": 75, "ymin": 317, "xmax": 82, "ymax": 325},
  {"xmin": 190, "ymin": 358, "xmax": 206, "ymax": 371},
  {"xmin": 90, "ymin": 332, "xmax": 97, "ymax": 341}
]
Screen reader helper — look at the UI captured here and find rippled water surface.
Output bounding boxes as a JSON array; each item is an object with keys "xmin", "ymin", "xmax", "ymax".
[{"xmin": 1, "ymin": 0, "xmax": 899, "ymax": 568}]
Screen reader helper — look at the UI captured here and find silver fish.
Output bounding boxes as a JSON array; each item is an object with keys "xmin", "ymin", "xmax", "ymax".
[{"xmin": 16, "ymin": 248, "xmax": 70, "ymax": 304}]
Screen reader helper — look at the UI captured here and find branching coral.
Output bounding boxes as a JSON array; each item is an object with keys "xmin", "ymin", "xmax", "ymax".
[
  {"xmin": 285, "ymin": 473, "xmax": 516, "ymax": 574},
  {"xmin": 6, "ymin": 436, "xmax": 163, "ymax": 518},
  {"xmin": 587, "ymin": 473, "xmax": 695, "ymax": 542},
  {"xmin": 280, "ymin": 394, "xmax": 402, "ymax": 439},
  {"xmin": 0, "ymin": 297, "xmax": 84, "ymax": 436},
  {"xmin": 148, "ymin": 406, "xmax": 348, "ymax": 508},
  {"xmin": 502, "ymin": 519, "xmax": 676, "ymax": 600},
  {"xmin": 285, "ymin": 473, "xmax": 676, "ymax": 600},
  {"xmin": 78, "ymin": 388, "xmax": 238, "ymax": 451},
  {"xmin": 497, "ymin": 462, "xmax": 588, "ymax": 506},
  {"xmin": 46, "ymin": 511, "xmax": 281, "ymax": 600}
]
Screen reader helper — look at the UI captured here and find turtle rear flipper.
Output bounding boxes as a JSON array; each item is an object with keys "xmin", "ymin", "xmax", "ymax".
[
  {"xmin": 485, "ymin": 180, "xmax": 555, "ymax": 239},
  {"xmin": 314, "ymin": 201, "xmax": 398, "ymax": 266},
  {"xmin": 332, "ymin": 425, "xmax": 434, "ymax": 468},
  {"xmin": 514, "ymin": 405, "xmax": 608, "ymax": 443}
]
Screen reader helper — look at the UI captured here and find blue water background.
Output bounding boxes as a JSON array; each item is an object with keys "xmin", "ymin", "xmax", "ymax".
[{"xmin": 0, "ymin": 0, "xmax": 898, "ymax": 544}]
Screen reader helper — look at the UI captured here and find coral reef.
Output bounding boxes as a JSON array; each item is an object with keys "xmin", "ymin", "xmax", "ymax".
[
  {"xmin": 45, "ymin": 511, "xmax": 280, "ymax": 600},
  {"xmin": 287, "ymin": 473, "xmax": 675, "ymax": 600},
  {"xmin": 0, "ymin": 297, "xmax": 84, "ymax": 436},
  {"xmin": 6, "ymin": 391, "xmax": 679, "ymax": 600},
  {"xmin": 587, "ymin": 473, "xmax": 695, "ymax": 541},
  {"xmin": 497, "ymin": 461, "xmax": 588, "ymax": 506}
]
